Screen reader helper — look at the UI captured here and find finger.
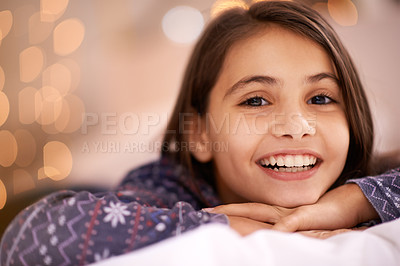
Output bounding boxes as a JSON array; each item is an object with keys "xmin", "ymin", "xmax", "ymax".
[
  {"xmin": 271, "ymin": 213, "xmax": 302, "ymax": 232},
  {"xmin": 228, "ymin": 216, "xmax": 273, "ymax": 236},
  {"xmin": 206, "ymin": 203, "xmax": 290, "ymax": 223},
  {"xmin": 299, "ymin": 229, "xmax": 352, "ymax": 239}
]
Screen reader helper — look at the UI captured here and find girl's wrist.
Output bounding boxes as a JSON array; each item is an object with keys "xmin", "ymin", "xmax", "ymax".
[{"xmin": 342, "ymin": 183, "xmax": 379, "ymax": 224}]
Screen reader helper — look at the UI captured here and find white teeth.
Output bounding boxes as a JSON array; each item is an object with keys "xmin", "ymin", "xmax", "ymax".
[
  {"xmin": 303, "ymin": 156, "xmax": 310, "ymax": 166},
  {"xmin": 311, "ymin": 156, "xmax": 317, "ymax": 165},
  {"xmin": 277, "ymin": 157, "xmax": 284, "ymax": 167},
  {"xmin": 294, "ymin": 155, "xmax": 303, "ymax": 167},
  {"xmin": 269, "ymin": 156, "xmax": 277, "ymax": 166},
  {"xmin": 285, "ymin": 155, "xmax": 294, "ymax": 167},
  {"xmin": 269, "ymin": 166, "xmax": 312, "ymax": 173},
  {"xmin": 260, "ymin": 154, "xmax": 318, "ymax": 168}
]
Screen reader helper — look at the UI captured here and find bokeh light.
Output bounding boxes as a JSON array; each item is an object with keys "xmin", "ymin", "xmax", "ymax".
[
  {"xmin": 0, "ymin": 66, "xmax": 5, "ymax": 91},
  {"xmin": 29, "ymin": 12, "xmax": 54, "ymax": 45},
  {"xmin": 14, "ymin": 129, "xmax": 37, "ymax": 167},
  {"xmin": 53, "ymin": 18, "xmax": 85, "ymax": 56},
  {"xmin": 19, "ymin": 86, "xmax": 40, "ymax": 124},
  {"xmin": 162, "ymin": 6, "xmax": 204, "ymax": 44},
  {"xmin": 210, "ymin": 0, "xmax": 248, "ymax": 18},
  {"xmin": 0, "ymin": 10, "xmax": 13, "ymax": 43},
  {"xmin": 328, "ymin": 0, "xmax": 358, "ymax": 26},
  {"xmin": 0, "ymin": 91, "xmax": 10, "ymax": 127},
  {"xmin": 43, "ymin": 141, "xmax": 73, "ymax": 181},
  {"xmin": 13, "ymin": 169, "xmax": 35, "ymax": 195},
  {"xmin": 0, "ymin": 179, "xmax": 6, "ymax": 210},
  {"xmin": 42, "ymin": 63, "xmax": 72, "ymax": 96},
  {"xmin": 40, "ymin": 0, "xmax": 69, "ymax": 22},
  {"xmin": 0, "ymin": 130, "xmax": 18, "ymax": 167},
  {"xmin": 58, "ymin": 59, "xmax": 80, "ymax": 92},
  {"xmin": 55, "ymin": 94, "xmax": 85, "ymax": 133},
  {"xmin": 36, "ymin": 86, "xmax": 63, "ymax": 125},
  {"xmin": 19, "ymin": 46, "xmax": 44, "ymax": 83}
]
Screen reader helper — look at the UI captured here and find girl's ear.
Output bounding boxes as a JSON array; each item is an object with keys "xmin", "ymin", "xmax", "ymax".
[{"xmin": 188, "ymin": 114, "xmax": 213, "ymax": 163}]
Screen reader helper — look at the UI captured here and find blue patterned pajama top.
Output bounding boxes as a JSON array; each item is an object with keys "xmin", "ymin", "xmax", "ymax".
[{"xmin": 1, "ymin": 156, "xmax": 399, "ymax": 265}]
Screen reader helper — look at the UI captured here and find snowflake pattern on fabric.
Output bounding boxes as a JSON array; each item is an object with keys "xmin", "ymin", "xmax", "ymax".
[
  {"xmin": 0, "ymin": 158, "xmax": 399, "ymax": 265},
  {"xmin": 0, "ymin": 156, "xmax": 227, "ymax": 266},
  {"xmin": 103, "ymin": 201, "xmax": 131, "ymax": 228}
]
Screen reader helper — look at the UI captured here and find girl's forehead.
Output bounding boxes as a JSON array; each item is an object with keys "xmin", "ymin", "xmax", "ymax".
[
  {"xmin": 227, "ymin": 25, "xmax": 325, "ymax": 60},
  {"xmin": 220, "ymin": 25, "xmax": 336, "ymax": 78}
]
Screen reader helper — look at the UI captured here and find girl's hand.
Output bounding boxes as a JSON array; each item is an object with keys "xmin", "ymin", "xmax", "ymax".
[
  {"xmin": 298, "ymin": 226, "xmax": 368, "ymax": 239},
  {"xmin": 227, "ymin": 216, "xmax": 273, "ymax": 236},
  {"xmin": 206, "ymin": 183, "xmax": 379, "ymax": 234}
]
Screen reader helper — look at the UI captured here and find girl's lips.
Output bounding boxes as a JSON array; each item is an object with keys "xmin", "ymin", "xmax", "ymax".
[{"xmin": 256, "ymin": 157, "xmax": 322, "ymax": 181}]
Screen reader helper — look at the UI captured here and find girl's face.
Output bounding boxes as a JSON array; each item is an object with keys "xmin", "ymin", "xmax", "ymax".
[{"xmin": 199, "ymin": 25, "xmax": 349, "ymax": 207}]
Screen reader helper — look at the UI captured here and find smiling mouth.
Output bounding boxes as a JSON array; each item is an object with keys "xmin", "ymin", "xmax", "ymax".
[{"xmin": 258, "ymin": 154, "xmax": 319, "ymax": 173}]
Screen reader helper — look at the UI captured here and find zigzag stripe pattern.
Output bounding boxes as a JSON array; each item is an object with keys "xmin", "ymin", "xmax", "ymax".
[
  {"xmin": 18, "ymin": 221, "xmax": 47, "ymax": 266},
  {"xmin": 3, "ymin": 159, "xmax": 398, "ymax": 265},
  {"xmin": 58, "ymin": 194, "xmax": 94, "ymax": 266},
  {"xmin": 361, "ymin": 181, "xmax": 396, "ymax": 219},
  {"xmin": 348, "ymin": 167, "xmax": 400, "ymax": 223}
]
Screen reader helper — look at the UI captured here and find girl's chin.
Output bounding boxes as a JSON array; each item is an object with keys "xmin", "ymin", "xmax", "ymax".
[{"xmin": 254, "ymin": 193, "xmax": 321, "ymax": 208}]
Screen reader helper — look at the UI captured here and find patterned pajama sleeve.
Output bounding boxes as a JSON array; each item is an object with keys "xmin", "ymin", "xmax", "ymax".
[
  {"xmin": 0, "ymin": 159, "xmax": 228, "ymax": 266},
  {"xmin": 347, "ymin": 167, "xmax": 400, "ymax": 222}
]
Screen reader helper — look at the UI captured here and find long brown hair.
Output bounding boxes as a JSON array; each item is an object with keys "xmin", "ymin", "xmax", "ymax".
[{"xmin": 162, "ymin": 1, "xmax": 373, "ymax": 192}]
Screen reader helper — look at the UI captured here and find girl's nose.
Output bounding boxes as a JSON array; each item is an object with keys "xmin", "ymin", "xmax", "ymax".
[{"xmin": 270, "ymin": 112, "xmax": 316, "ymax": 140}]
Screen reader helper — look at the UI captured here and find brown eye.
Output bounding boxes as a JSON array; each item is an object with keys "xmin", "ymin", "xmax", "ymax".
[{"xmin": 241, "ymin": 97, "xmax": 269, "ymax": 107}]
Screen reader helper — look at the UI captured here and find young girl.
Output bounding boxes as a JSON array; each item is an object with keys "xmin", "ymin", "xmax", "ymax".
[{"xmin": 1, "ymin": 1, "xmax": 399, "ymax": 265}]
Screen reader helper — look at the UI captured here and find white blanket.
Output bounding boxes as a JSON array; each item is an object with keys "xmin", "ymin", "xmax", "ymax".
[{"xmin": 93, "ymin": 219, "xmax": 400, "ymax": 266}]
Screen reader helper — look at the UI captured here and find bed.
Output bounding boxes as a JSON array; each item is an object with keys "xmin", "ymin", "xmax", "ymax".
[{"xmin": 92, "ymin": 218, "xmax": 400, "ymax": 266}]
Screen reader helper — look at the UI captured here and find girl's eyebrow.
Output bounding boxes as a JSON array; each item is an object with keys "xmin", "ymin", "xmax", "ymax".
[
  {"xmin": 305, "ymin": 72, "xmax": 339, "ymax": 85},
  {"xmin": 224, "ymin": 72, "xmax": 339, "ymax": 99},
  {"xmin": 224, "ymin": 75, "xmax": 280, "ymax": 99}
]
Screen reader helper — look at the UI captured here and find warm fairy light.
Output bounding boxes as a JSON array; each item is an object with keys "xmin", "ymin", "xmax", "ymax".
[
  {"xmin": 53, "ymin": 18, "xmax": 85, "ymax": 56},
  {"xmin": 59, "ymin": 59, "xmax": 81, "ymax": 92},
  {"xmin": 19, "ymin": 46, "xmax": 44, "ymax": 83},
  {"xmin": 0, "ymin": 130, "xmax": 18, "ymax": 167},
  {"xmin": 328, "ymin": 0, "xmax": 358, "ymax": 26},
  {"xmin": 42, "ymin": 63, "xmax": 72, "ymax": 96},
  {"xmin": 162, "ymin": 6, "xmax": 204, "ymax": 44},
  {"xmin": 29, "ymin": 12, "xmax": 54, "ymax": 45},
  {"xmin": 38, "ymin": 167, "xmax": 47, "ymax": 180},
  {"xmin": 43, "ymin": 141, "xmax": 73, "ymax": 181},
  {"xmin": 53, "ymin": 99, "xmax": 70, "ymax": 133},
  {"xmin": 41, "ymin": 123, "xmax": 60, "ymax": 135},
  {"xmin": 0, "ymin": 66, "xmax": 4, "ymax": 91},
  {"xmin": 210, "ymin": 0, "xmax": 248, "ymax": 18},
  {"xmin": 0, "ymin": 91, "xmax": 10, "ymax": 127},
  {"xmin": 14, "ymin": 129, "xmax": 37, "ymax": 167},
  {"xmin": 19, "ymin": 86, "xmax": 40, "ymax": 124},
  {"xmin": 40, "ymin": 0, "xmax": 69, "ymax": 22},
  {"xmin": 55, "ymin": 94, "xmax": 85, "ymax": 133},
  {"xmin": 0, "ymin": 10, "xmax": 13, "ymax": 43},
  {"xmin": 13, "ymin": 169, "xmax": 35, "ymax": 194},
  {"xmin": 36, "ymin": 86, "xmax": 63, "ymax": 125},
  {"xmin": 0, "ymin": 179, "xmax": 6, "ymax": 210}
]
